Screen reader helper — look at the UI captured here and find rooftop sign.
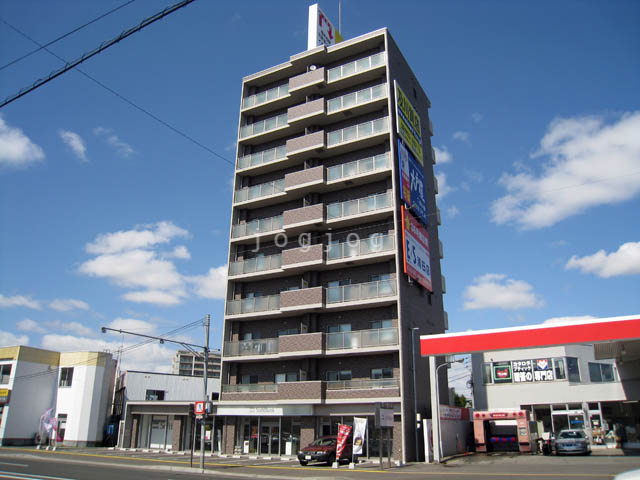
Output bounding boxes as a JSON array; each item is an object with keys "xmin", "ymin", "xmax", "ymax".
[{"xmin": 308, "ymin": 3, "xmax": 343, "ymax": 50}]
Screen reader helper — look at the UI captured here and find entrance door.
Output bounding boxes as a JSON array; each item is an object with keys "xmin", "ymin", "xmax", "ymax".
[
  {"xmin": 149, "ymin": 416, "xmax": 167, "ymax": 449},
  {"xmin": 260, "ymin": 422, "xmax": 280, "ymax": 455}
]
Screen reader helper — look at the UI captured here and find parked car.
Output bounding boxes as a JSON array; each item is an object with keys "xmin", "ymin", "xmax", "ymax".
[
  {"xmin": 297, "ymin": 435, "xmax": 352, "ymax": 466},
  {"xmin": 553, "ymin": 429, "xmax": 591, "ymax": 455}
]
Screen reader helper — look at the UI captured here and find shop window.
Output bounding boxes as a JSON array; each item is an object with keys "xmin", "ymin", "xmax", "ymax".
[
  {"xmin": 482, "ymin": 363, "xmax": 492, "ymax": 384},
  {"xmin": 275, "ymin": 372, "xmax": 298, "ymax": 383},
  {"xmin": 589, "ymin": 362, "xmax": 615, "ymax": 383},
  {"xmin": 371, "ymin": 368, "xmax": 393, "ymax": 379},
  {"xmin": 145, "ymin": 389, "xmax": 165, "ymax": 401},
  {"xmin": 241, "ymin": 375, "xmax": 258, "ymax": 384},
  {"xmin": 327, "ymin": 370, "xmax": 352, "ymax": 381},
  {"xmin": 59, "ymin": 367, "xmax": 74, "ymax": 387},
  {"xmin": 566, "ymin": 357, "xmax": 580, "ymax": 382},
  {"xmin": 0, "ymin": 364, "xmax": 11, "ymax": 385},
  {"xmin": 553, "ymin": 358, "xmax": 566, "ymax": 380}
]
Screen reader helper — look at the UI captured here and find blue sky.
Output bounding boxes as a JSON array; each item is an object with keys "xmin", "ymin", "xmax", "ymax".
[{"xmin": 1, "ymin": 1, "xmax": 639, "ymax": 379}]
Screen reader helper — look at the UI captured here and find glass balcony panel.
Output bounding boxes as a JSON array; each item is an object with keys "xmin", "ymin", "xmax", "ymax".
[
  {"xmin": 244, "ymin": 257, "xmax": 257, "ymax": 274},
  {"xmin": 264, "ymin": 117, "xmax": 276, "ymax": 131},
  {"xmin": 375, "ymin": 153, "xmax": 388, "ymax": 169},
  {"xmin": 279, "ymin": 84, "xmax": 289, "ymax": 96},
  {"xmin": 356, "ymin": 57, "xmax": 369, "ymax": 71},
  {"xmin": 276, "ymin": 145, "xmax": 287, "ymax": 159},
  {"xmin": 328, "ymin": 67, "xmax": 340, "ymax": 81},
  {"xmin": 327, "ymin": 203, "xmax": 342, "ymax": 219},
  {"xmin": 327, "ymin": 286, "xmax": 342, "ymax": 303},
  {"xmin": 237, "ymin": 156, "xmax": 249, "ymax": 169},
  {"xmin": 253, "ymin": 122, "xmax": 264, "ymax": 135},
  {"xmin": 379, "ymin": 327, "xmax": 397, "ymax": 345},
  {"xmin": 241, "ymin": 298, "xmax": 255, "ymax": 313},
  {"xmin": 373, "ymin": 117, "xmax": 388, "ymax": 132},
  {"xmin": 343, "ymin": 199, "xmax": 358, "ymax": 216},
  {"xmin": 226, "ymin": 300, "xmax": 241, "ymax": 315},
  {"xmin": 342, "ymin": 92, "xmax": 356, "ymax": 108},
  {"xmin": 327, "ymin": 131, "xmax": 342, "ymax": 146},
  {"xmin": 359, "ymin": 157, "xmax": 374, "ymax": 173},
  {"xmin": 370, "ymin": 52, "xmax": 384, "ymax": 67},
  {"xmin": 344, "ymin": 242, "xmax": 359, "ymax": 257},
  {"xmin": 256, "ymin": 91, "xmax": 267, "ymax": 104},
  {"xmin": 358, "ymin": 88, "xmax": 371, "ymax": 103},
  {"xmin": 248, "ymin": 185, "xmax": 260, "ymax": 200},
  {"xmin": 360, "ymin": 196, "xmax": 375, "ymax": 213},
  {"xmin": 275, "ymin": 179, "xmax": 285, "ymax": 192},
  {"xmin": 343, "ymin": 61, "xmax": 356, "ymax": 77},
  {"xmin": 327, "ymin": 243, "xmax": 341, "ymax": 260},
  {"xmin": 266, "ymin": 88, "xmax": 278, "ymax": 102},
  {"xmin": 327, "ymin": 165, "xmax": 341, "ymax": 181},
  {"xmin": 358, "ymin": 122, "xmax": 373, "ymax": 137},
  {"xmin": 272, "ymin": 254, "xmax": 282, "ymax": 268},
  {"xmin": 327, "ymin": 332, "xmax": 344, "ymax": 349},
  {"xmin": 228, "ymin": 262, "xmax": 242, "ymax": 276},
  {"xmin": 240, "ymin": 126, "xmax": 251, "ymax": 138},
  {"xmin": 327, "ymin": 98, "xmax": 341, "ymax": 113},
  {"xmin": 376, "ymin": 192, "xmax": 391, "ymax": 208},
  {"xmin": 371, "ymin": 84, "xmax": 384, "ymax": 99},
  {"xmin": 343, "ymin": 161, "xmax": 358, "ymax": 177},
  {"xmin": 378, "ymin": 280, "xmax": 395, "ymax": 296},
  {"xmin": 343, "ymin": 126, "xmax": 357, "ymax": 142},
  {"xmin": 260, "ymin": 149, "xmax": 274, "ymax": 164},
  {"xmin": 246, "ymin": 221, "xmax": 259, "ymax": 236},
  {"xmin": 278, "ymin": 113, "xmax": 288, "ymax": 126},
  {"xmin": 242, "ymin": 96, "xmax": 254, "ymax": 109},
  {"xmin": 343, "ymin": 284, "xmax": 359, "ymax": 302},
  {"xmin": 234, "ymin": 189, "xmax": 246, "ymax": 203}
]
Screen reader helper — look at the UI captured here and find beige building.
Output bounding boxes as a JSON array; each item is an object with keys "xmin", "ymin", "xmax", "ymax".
[
  {"xmin": 219, "ymin": 27, "xmax": 447, "ymax": 463},
  {"xmin": 171, "ymin": 349, "xmax": 221, "ymax": 379}
]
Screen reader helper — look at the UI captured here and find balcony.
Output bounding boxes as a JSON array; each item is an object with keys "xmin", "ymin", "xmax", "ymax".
[
  {"xmin": 233, "ymin": 179, "xmax": 285, "ymax": 206},
  {"xmin": 230, "ymin": 214, "xmax": 284, "ymax": 244},
  {"xmin": 228, "ymin": 254, "xmax": 282, "ymax": 279},
  {"xmin": 326, "ymin": 280, "xmax": 397, "ymax": 310},
  {"xmin": 241, "ymin": 83, "xmax": 290, "ymax": 115},
  {"xmin": 224, "ymin": 338, "xmax": 279, "ymax": 358},
  {"xmin": 224, "ymin": 332, "xmax": 324, "ymax": 362},
  {"xmin": 240, "ymin": 113, "xmax": 288, "ymax": 144},
  {"xmin": 287, "ymin": 98, "xmax": 325, "ymax": 126},
  {"xmin": 325, "ymin": 378, "xmax": 400, "ymax": 401},
  {"xmin": 326, "ymin": 192, "xmax": 393, "ymax": 228},
  {"xmin": 327, "ymin": 52, "xmax": 386, "ymax": 88},
  {"xmin": 236, "ymin": 145, "xmax": 287, "ymax": 173},
  {"xmin": 327, "ymin": 83, "xmax": 387, "ymax": 117},
  {"xmin": 221, "ymin": 380, "xmax": 324, "ymax": 402},
  {"xmin": 283, "ymin": 203, "xmax": 324, "ymax": 231},
  {"xmin": 225, "ymin": 294, "xmax": 280, "ymax": 319},
  {"xmin": 286, "ymin": 130, "xmax": 325, "ymax": 159},
  {"xmin": 285, "ymin": 165, "xmax": 325, "ymax": 193},
  {"xmin": 223, "ymin": 383, "xmax": 278, "ymax": 393},
  {"xmin": 282, "ymin": 244, "xmax": 324, "ymax": 271},
  {"xmin": 327, "ymin": 152, "xmax": 390, "ymax": 185},
  {"xmin": 289, "ymin": 67, "xmax": 326, "ymax": 93},
  {"xmin": 280, "ymin": 286, "xmax": 324, "ymax": 313},
  {"xmin": 327, "ymin": 234, "xmax": 395, "ymax": 265},
  {"xmin": 327, "ymin": 327, "xmax": 399, "ymax": 351},
  {"xmin": 326, "ymin": 117, "xmax": 389, "ymax": 156}
]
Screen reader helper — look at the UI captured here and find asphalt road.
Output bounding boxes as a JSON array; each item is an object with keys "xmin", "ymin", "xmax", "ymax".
[{"xmin": 0, "ymin": 447, "xmax": 639, "ymax": 480}]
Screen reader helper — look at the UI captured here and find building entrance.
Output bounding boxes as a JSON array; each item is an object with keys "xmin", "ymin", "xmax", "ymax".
[{"xmin": 260, "ymin": 421, "xmax": 280, "ymax": 455}]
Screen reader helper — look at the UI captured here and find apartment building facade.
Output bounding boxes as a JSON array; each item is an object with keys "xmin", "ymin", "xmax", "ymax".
[
  {"xmin": 171, "ymin": 349, "xmax": 221, "ymax": 379},
  {"xmin": 219, "ymin": 28, "xmax": 447, "ymax": 463}
]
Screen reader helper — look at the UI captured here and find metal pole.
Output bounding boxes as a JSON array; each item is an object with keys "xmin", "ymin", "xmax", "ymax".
[
  {"xmin": 338, "ymin": 0, "xmax": 342, "ymax": 34},
  {"xmin": 411, "ymin": 327, "xmax": 419, "ymax": 462},
  {"xmin": 429, "ymin": 356, "xmax": 440, "ymax": 463},
  {"xmin": 199, "ymin": 314, "xmax": 210, "ymax": 471}
]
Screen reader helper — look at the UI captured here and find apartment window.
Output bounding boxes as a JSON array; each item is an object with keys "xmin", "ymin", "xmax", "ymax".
[
  {"xmin": 0, "ymin": 364, "xmax": 11, "ymax": 385},
  {"xmin": 553, "ymin": 358, "xmax": 566, "ymax": 380},
  {"xmin": 327, "ymin": 324, "xmax": 351, "ymax": 333},
  {"xmin": 57, "ymin": 414, "xmax": 67, "ymax": 442},
  {"xmin": 242, "ymin": 332, "xmax": 260, "ymax": 340},
  {"xmin": 145, "ymin": 389, "xmax": 165, "ymax": 401},
  {"xmin": 241, "ymin": 375, "xmax": 258, "ymax": 384},
  {"xmin": 59, "ymin": 367, "xmax": 74, "ymax": 387},
  {"xmin": 370, "ymin": 273, "xmax": 391, "ymax": 282},
  {"xmin": 482, "ymin": 363, "xmax": 493, "ymax": 384},
  {"xmin": 589, "ymin": 363, "xmax": 615, "ymax": 383},
  {"xmin": 566, "ymin": 357, "xmax": 581, "ymax": 382},
  {"xmin": 275, "ymin": 372, "xmax": 298, "ymax": 383},
  {"xmin": 370, "ymin": 319, "xmax": 392, "ymax": 330},
  {"xmin": 371, "ymin": 368, "xmax": 393, "ymax": 379},
  {"xmin": 327, "ymin": 370, "xmax": 352, "ymax": 381},
  {"xmin": 278, "ymin": 328, "xmax": 299, "ymax": 337}
]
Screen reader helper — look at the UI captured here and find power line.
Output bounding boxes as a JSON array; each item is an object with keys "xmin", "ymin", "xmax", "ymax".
[
  {"xmin": 0, "ymin": 0, "xmax": 196, "ymax": 109},
  {"xmin": 0, "ymin": 0, "xmax": 137, "ymax": 72}
]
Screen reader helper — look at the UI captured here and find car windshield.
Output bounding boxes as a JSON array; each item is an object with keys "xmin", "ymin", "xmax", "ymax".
[
  {"xmin": 558, "ymin": 431, "xmax": 585, "ymax": 439},
  {"xmin": 311, "ymin": 438, "xmax": 336, "ymax": 446}
]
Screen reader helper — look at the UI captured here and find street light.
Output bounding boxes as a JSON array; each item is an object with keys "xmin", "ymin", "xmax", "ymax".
[
  {"xmin": 431, "ymin": 355, "xmax": 464, "ymax": 463},
  {"xmin": 411, "ymin": 327, "xmax": 420, "ymax": 462}
]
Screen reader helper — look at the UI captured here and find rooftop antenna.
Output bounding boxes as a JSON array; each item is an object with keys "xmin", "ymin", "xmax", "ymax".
[{"xmin": 338, "ymin": 0, "xmax": 342, "ymax": 34}]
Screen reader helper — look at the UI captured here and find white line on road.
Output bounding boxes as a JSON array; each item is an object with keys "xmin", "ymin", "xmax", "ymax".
[
  {"xmin": 0, "ymin": 471, "xmax": 76, "ymax": 480},
  {"xmin": 0, "ymin": 464, "xmax": 28, "ymax": 468}
]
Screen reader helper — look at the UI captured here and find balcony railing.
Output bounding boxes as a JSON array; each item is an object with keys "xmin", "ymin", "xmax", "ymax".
[
  {"xmin": 327, "ymin": 152, "xmax": 390, "ymax": 182},
  {"xmin": 242, "ymin": 84, "xmax": 289, "ymax": 109},
  {"xmin": 327, "ymin": 83, "xmax": 387, "ymax": 114},
  {"xmin": 234, "ymin": 179, "xmax": 285, "ymax": 203},
  {"xmin": 327, "ymin": 279, "xmax": 396, "ymax": 304},
  {"xmin": 327, "ymin": 327, "xmax": 398, "ymax": 350},
  {"xmin": 327, "ymin": 192, "xmax": 391, "ymax": 220},
  {"xmin": 326, "ymin": 378, "xmax": 399, "ymax": 390},
  {"xmin": 327, "ymin": 117, "xmax": 389, "ymax": 147},
  {"xmin": 327, "ymin": 52, "xmax": 385, "ymax": 82},
  {"xmin": 327, "ymin": 234, "xmax": 394, "ymax": 261},
  {"xmin": 228, "ymin": 254, "xmax": 282, "ymax": 276},
  {"xmin": 231, "ymin": 214, "xmax": 283, "ymax": 238},
  {"xmin": 222, "ymin": 384, "xmax": 278, "ymax": 393},
  {"xmin": 225, "ymin": 338, "xmax": 279, "ymax": 357},
  {"xmin": 237, "ymin": 145, "xmax": 287, "ymax": 170},
  {"xmin": 226, "ymin": 294, "xmax": 280, "ymax": 315},
  {"xmin": 240, "ymin": 113, "xmax": 288, "ymax": 139}
]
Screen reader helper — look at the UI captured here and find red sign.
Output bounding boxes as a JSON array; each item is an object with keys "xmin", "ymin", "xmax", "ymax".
[
  {"xmin": 401, "ymin": 207, "xmax": 432, "ymax": 291},
  {"xmin": 194, "ymin": 401, "xmax": 205, "ymax": 415},
  {"xmin": 335, "ymin": 424, "xmax": 352, "ymax": 460}
]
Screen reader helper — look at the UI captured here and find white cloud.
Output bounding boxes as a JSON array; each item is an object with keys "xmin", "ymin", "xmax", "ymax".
[
  {"xmin": 86, "ymin": 221, "xmax": 188, "ymax": 255},
  {"xmin": 435, "ymin": 172, "xmax": 454, "ymax": 198},
  {"xmin": 93, "ymin": 127, "xmax": 134, "ymax": 158},
  {"xmin": 471, "ymin": 112, "xmax": 483, "ymax": 123},
  {"xmin": 543, "ymin": 315, "xmax": 597, "ymax": 324},
  {"xmin": 452, "ymin": 131, "xmax": 470, "ymax": 143},
  {"xmin": 565, "ymin": 241, "xmax": 640, "ymax": 278},
  {"xmin": 166, "ymin": 245, "xmax": 191, "ymax": 260},
  {"xmin": 0, "ymin": 294, "xmax": 41, "ymax": 310},
  {"xmin": 433, "ymin": 146, "xmax": 452, "ymax": 164},
  {"xmin": 0, "ymin": 116, "xmax": 44, "ymax": 168},
  {"xmin": 0, "ymin": 330, "xmax": 29, "ymax": 347},
  {"xmin": 106, "ymin": 317, "xmax": 156, "ymax": 334},
  {"xmin": 463, "ymin": 273, "xmax": 544, "ymax": 310},
  {"xmin": 447, "ymin": 205, "xmax": 460, "ymax": 218},
  {"xmin": 49, "ymin": 298, "xmax": 90, "ymax": 312},
  {"xmin": 58, "ymin": 130, "xmax": 87, "ymax": 161},
  {"xmin": 187, "ymin": 266, "xmax": 227, "ymax": 299},
  {"xmin": 491, "ymin": 112, "xmax": 640, "ymax": 229},
  {"xmin": 122, "ymin": 289, "xmax": 185, "ymax": 306},
  {"xmin": 17, "ymin": 318, "xmax": 46, "ymax": 334}
]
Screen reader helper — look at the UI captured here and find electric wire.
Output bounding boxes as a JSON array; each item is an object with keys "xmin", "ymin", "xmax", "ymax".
[{"xmin": 0, "ymin": 0, "xmax": 137, "ymax": 72}]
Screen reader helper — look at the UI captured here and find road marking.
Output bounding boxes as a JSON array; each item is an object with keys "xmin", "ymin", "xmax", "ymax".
[
  {"xmin": 0, "ymin": 472, "xmax": 76, "ymax": 480},
  {"xmin": 0, "ymin": 464, "xmax": 27, "ymax": 468}
]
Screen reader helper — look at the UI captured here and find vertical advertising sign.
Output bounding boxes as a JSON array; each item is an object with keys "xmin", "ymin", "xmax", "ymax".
[
  {"xmin": 401, "ymin": 206, "xmax": 432, "ymax": 291},
  {"xmin": 335, "ymin": 423, "xmax": 352, "ymax": 460},
  {"xmin": 398, "ymin": 140, "xmax": 428, "ymax": 225},
  {"xmin": 394, "ymin": 81, "xmax": 423, "ymax": 165},
  {"xmin": 308, "ymin": 4, "xmax": 343, "ymax": 50},
  {"xmin": 352, "ymin": 417, "xmax": 367, "ymax": 455}
]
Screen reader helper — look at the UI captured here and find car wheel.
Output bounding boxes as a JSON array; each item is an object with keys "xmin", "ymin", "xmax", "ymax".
[
  {"xmin": 327, "ymin": 453, "xmax": 335, "ymax": 466},
  {"xmin": 299, "ymin": 460, "xmax": 308, "ymax": 466}
]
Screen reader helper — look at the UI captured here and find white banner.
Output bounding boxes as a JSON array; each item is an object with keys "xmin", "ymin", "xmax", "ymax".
[{"xmin": 352, "ymin": 417, "xmax": 367, "ymax": 455}]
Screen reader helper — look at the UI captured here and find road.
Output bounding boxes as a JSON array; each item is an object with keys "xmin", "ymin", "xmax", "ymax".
[{"xmin": 0, "ymin": 447, "xmax": 639, "ymax": 480}]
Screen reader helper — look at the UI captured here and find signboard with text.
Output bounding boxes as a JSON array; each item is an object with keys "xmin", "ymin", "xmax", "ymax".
[
  {"xmin": 308, "ymin": 4, "xmax": 343, "ymax": 50},
  {"xmin": 0, "ymin": 388, "xmax": 10, "ymax": 404},
  {"xmin": 335, "ymin": 423, "xmax": 352, "ymax": 460},
  {"xmin": 512, "ymin": 360, "xmax": 534, "ymax": 383},
  {"xmin": 493, "ymin": 362, "xmax": 512, "ymax": 383},
  {"xmin": 534, "ymin": 358, "xmax": 554, "ymax": 381},
  {"xmin": 394, "ymin": 81, "xmax": 423, "ymax": 165},
  {"xmin": 194, "ymin": 401, "xmax": 205, "ymax": 416},
  {"xmin": 401, "ymin": 206, "xmax": 432, "ymax": 291},
  {"xmin": 398, "ymin": 139, "xmax": 428, "ymax": 225}
]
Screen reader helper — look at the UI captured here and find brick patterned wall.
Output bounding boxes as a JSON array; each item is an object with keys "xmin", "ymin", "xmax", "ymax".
[
  {"xmin": 283, "ymin": 203, "xmax": 324, "ymax": 227},
  {"xmin": 130, "ymin": 416, "xmax": 139, "ymax": 448},
  {"xmin": 223, "ymin": 417, "xmax": 236, "ymax": 454},
  {"xmin": 325, "ymin": 387, "xmax": 400, "ymax": 400},
  {"xmin": 288, "ymin": 98, "xmax": 325, "ymax": 122},
  {"xmin": 171, "ymin": 417, "xmax": 182, "ymax": 451},
  {"xmin": 289, "ymin": 67, "xmax": 325, "ymax": 91},
  {"xmin": 301, "ymin": 416, "xmax": 315, "ymax": 451},
  {"xmin": 282, "ymin": 244, "xmax": 324, "ymax": 267},
  {"xmin": 279, "ymin": 332, "xmax": 324, "ymax": 353},
  {"xmin": 280, "ymin": 286, "xmax": 324, "ymax": 309},
  {"xmin": 286, "ymin": 130, "xmax": 325, "ymax": 155},
  {"xmin": 285, "ymin": 165, "xmax": 324, "ymax": 190},
  {"xmin": 221, "ymin": 381, "xmax": 324, "ymax": 401}
]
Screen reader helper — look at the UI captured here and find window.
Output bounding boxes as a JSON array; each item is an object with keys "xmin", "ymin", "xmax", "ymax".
[
  {"xmin": 589, "ymin": 362, "xmax": 615, "ymax": 383},
  {"xmin": 553, "ymin": 358, "xmax": 566, "ymax": 380},
  {"xmin": 57, "ymin": 414, "xmax": 67, "ymax": 442},
  {"xmin": 275, "ymin": 372, "xmax": 298, "ymax": 383},
  {"xmin": 327, "ymin": 370, "xmax": 352, "ymax": 381},
  {"xmin": 242, "ymin": 332, "xmax": 260, "ymax": 340},
  {"xmin": 482, "ymin": 363, "xmax": 493, "ymax": 384},
  {"xmin": 370, "ymin": 319, "xmax": 393, "ymax": 330},
  {"xmin": 328, "ymin": 280, "xmax": 351, "ymax": 288},
  {"xmin": 0, "ymin": 364, "xmax": 11, "ymax": 385},
  {"xmin": 278, "ymin": 328, "xmax": 299, "ymax": 337},
  {"xmin": 566, "ymin": 357, "xmax": 580, "ymax": 382},
  {"xmin": 241, "ymin": 375, "xmax": 258, "ymax": 384},
  {"xmin": 59, "ymin": 367, "xmax": 74, "ymax": 387},
  {"xmin": 370, "ymin": 273, "xmax": 391, "ymax": 282},
  {"xmin": 328, "ymin": 324, "xmax": 351, "ymax": 333},
  {"xmin": 145, "ymin": 389, "xmax": 165, "ymax": 401},
  {"xmin": 371, "ymin": 368, "xmax": 393, "ymax": 379}
]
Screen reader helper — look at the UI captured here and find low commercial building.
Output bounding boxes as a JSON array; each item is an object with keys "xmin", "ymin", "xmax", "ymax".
[
  {"xmin": 115, "ymin": 370, "xmax": 220, "ymax": 451},
  {"xmin": 0, "ymin": 345, "xmax": 115, "ymax": 446}
]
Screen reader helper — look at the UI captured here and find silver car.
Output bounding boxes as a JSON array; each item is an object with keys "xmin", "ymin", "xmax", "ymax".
[{"xmin": 554, "ymin": 429, "xmax": 591, "ymax": 455}]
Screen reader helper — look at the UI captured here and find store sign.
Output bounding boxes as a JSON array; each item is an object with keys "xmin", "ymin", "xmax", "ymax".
[
  {"xmin": 0, "ymin": 388, "xmax": 10, "ymax": 404},
  {"xmin": 398, "ymin": 140, "xmax": 428, "ymax": 225},
  {"xmin": 401, "ymin": 206, "xmax": 432, "ymax": 291},
  {"xmin": 194, "ymin": 401, "xmax": 205, "ymax": 415},
  {"xmin": 307, "ymin": 4, "xmax": 343, "ymax": 50},
  {"xmin": 534, "ymin": 358, "xmax": 554, "ymax": 381},
  {"xmin": 493, "ymin": 362, "xmax": 512, "ymax": 383},
  {"xmin": 394, "ymin": 81, "xmax": 423, "ymax": 165},
  {"xmin": 335, "ymin": 424, "xmax": 352, "ymax": 460},
  {"xmin": 512, "ymin": 360, "xmax": 534, "ymax": 383},
  {"xmin": 352, "ymin": 417, "xmax": 367, "ymax": 455}
]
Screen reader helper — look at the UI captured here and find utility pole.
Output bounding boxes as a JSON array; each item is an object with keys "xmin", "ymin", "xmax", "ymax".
[{"xmin": 199, "ymin": 314, "xmax": 210, "ymax": 471}]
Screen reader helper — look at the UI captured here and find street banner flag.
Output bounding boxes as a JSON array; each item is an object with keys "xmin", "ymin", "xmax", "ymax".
[
  {"xmin": 353, "ymin": 417, "xmax": 367, "ymax": 455},
  {"xmin": 336, "ymin": 423, "xmax": 352, "ymax": 460}
]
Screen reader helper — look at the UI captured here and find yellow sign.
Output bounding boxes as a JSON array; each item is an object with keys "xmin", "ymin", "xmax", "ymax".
[
  {"xmin": 395, "ymin": 82, "xmax": 423, "ymax": 165},
  {"xmin": 0, "ymin": 389, "xmax": 8, "ymax": 396}
]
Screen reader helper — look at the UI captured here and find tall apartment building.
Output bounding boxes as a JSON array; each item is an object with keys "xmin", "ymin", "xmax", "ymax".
[
  {"xmin": 171, "ymin": 350, "xmax": 221, "ymax": 379},
  {"xmin": 219, "ymin": 27, "xmax": 447, "ymax": 463}
]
